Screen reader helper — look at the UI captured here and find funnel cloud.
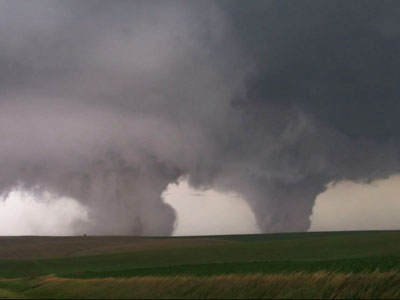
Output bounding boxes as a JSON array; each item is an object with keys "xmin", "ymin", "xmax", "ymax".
[{"xmin": 1, "ymin": 0, "xmax": 400, "ymax": 234}]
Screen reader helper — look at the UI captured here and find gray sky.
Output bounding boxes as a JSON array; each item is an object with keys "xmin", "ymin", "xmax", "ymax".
[
  {"xmin": 0, "ymin": 189, "xmax": 87, "ymax": 236},
  {"xmin": 2, "ymin": 176, "xmax": 400, "ymax": 235},
  {"xmin": 163, "ymin": 179, "xmax": 260, "ymax": 236},
  {"xmin": 310, "ymin": 175, "xmax": 400, "ymax": 232},
  {"xmin": 1, "ymin": 0, "xmax": 400, "ymax": 235}
]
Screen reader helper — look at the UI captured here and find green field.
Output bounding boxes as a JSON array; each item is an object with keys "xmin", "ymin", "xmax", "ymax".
[{"xmin": 1, "ymin": 231, "xmax": 400, "ymax": 298}]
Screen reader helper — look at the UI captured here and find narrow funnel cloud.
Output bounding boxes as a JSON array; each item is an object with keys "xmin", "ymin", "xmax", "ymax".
[{"xmin": 1, "ymin": 0, "xmax": 400, "ymax": 234}]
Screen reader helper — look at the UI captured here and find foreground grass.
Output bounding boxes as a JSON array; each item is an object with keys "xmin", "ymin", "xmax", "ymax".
[
  {"xmin": 1, "ymin": 271, "xmax": 400, "ymax": 299},
  {"xmin": 1, "ymin": 232, "xmax": 400, "ymax": 298},
  {"xmin": 60, "ymin": 256, "xmax": 400, "ymax": 279},
  {"xmin": 1, "ymin": 231, "xmax": 400, "ymax": 279}
]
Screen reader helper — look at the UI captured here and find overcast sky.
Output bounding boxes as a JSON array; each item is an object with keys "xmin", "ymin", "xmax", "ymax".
[
  {"xmin": 2, "ymin": 176, "xmax": 400, "ymax": 236},
  {"xmin": 1, "ymin": 1, "xmax": 400, "ymax": 235}
]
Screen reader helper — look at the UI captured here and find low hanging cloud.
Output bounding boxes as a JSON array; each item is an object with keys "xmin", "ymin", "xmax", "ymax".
[{"xmin": 1, "ymin": 0, "xmax": 400, "ymax": 235}]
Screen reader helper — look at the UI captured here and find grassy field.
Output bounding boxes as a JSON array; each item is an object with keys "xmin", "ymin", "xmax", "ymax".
[
  {"xmin": 0, "ymin": 231, "xmax": 400, "ymax": 298},
  {"xmin": 2, "ymin": 271, "xmax": 400, "ymax": 299}
]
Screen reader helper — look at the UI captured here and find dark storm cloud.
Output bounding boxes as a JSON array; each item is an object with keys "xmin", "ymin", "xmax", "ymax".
[
  {"xmin": 224, "ymin": 0, "xmax": 400, "ymax": 141},
  {"xmin": 0, "ymin": 0, "xmax": 399, "ymax": 234}
]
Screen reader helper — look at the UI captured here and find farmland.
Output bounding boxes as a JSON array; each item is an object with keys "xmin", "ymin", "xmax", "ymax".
[{"xmin": 1, "ymin": 231, "xmax": 400, "ymax": 298}]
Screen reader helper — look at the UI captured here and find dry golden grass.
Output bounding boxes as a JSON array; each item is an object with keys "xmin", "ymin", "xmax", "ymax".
[
  {"xmin": 0, "ymin": 288, "xmax": 26, "ymax": 299},
  {"xmin": 9, "ymin": 271, "xmax": 400, "ymax": 299}
]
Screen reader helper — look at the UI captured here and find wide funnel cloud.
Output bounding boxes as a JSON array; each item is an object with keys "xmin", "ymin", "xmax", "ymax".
[{"xmin": 1, "ymin": 0, "xmax": 400, "ymax": 234}]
